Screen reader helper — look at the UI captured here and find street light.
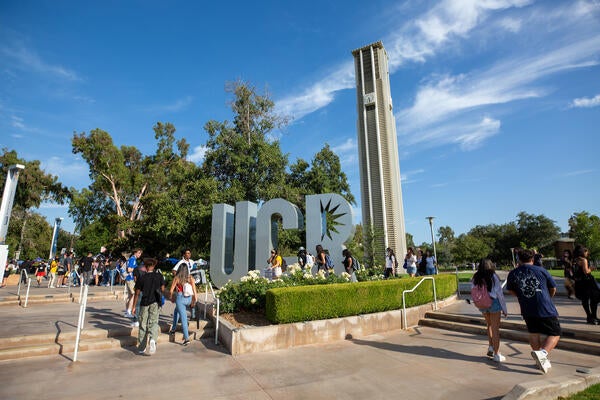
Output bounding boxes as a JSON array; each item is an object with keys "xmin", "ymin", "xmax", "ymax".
[
  {"xmin": 426, "ymin": 216, "xmax": 438, "ymax": 274},
  {"xmin": 49, "ymin": 217, "xmax": 63, "ymax": 260}
]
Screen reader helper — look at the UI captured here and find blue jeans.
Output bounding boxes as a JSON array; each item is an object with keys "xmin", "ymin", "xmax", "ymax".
[
  {"xmin": 426, "ymin": 266, "xmax": 436, "ymax": 275},
  {"xmin": 171, "ymin": 293, "xmax": 192, "ymax": 340}
]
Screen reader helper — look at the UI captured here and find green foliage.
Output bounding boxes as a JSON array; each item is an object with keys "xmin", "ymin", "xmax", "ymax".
[
  {"xmin": 0, "ymin": 148, "xmax": 69, "ymax": 210},
  {"xmin": 569, "ymin": 211, "xmax": 600, "ymax": 260},
  {"xmin": 266, "ymin": 274, "xmax": 457, "ymax": 324},
  {"xmin": 6, "ymin": 209, "xmax": 52, "ymax": 260},
  {"xmin": 452, "ymin": 234, "xmax": 491, "ymax": 263},
  {"xmin": 516, "ymin": 211, "xmax": 560, "ymax": 253},
  {"xmin": 468, "ymin": 223, "xmax": 519, "ymax": 265}
]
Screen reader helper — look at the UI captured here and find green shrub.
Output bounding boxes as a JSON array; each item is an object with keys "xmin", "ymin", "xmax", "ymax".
[{"xmin": 266, "ymin": 274, "xmax": 457, "ymax": 324}]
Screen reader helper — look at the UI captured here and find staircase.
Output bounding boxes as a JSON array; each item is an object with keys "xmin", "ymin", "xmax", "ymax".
[
  {"xmin": 419, "ymin": 311, "xmax": 600, "ymax": 356},
  {"xmin": 0, "ymin": 319, "xmax": 216, "ymax": 361},
  {"xmin": 0, "ymin": 289, "xmax": 121, "ymax": 307}
]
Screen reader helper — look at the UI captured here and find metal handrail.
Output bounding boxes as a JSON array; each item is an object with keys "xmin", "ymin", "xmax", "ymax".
[
  {"xmin": 17, "ymin": 269, "xmax": 28, "ymax": 297},
  {"xmin": 23, "ymin": 277, "xmax": 32, "ymax": 308},
  {"xmin": 402, "ymin": 276, "xmax": 437, "ymax": 329},
  {"xmin": 73, "ymin": 284, "xmax": 89, "ymax": 362},
  {"xmin": 200, "ymin": 270, "xmax": 219, "ymax": 344}
]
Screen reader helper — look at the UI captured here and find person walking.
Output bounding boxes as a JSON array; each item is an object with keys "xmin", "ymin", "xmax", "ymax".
[
  {"xmin": 561, "ymin": 249, "xmax": 576, "ymax": 300},
  {"xmin": 506, "ymin": 248, "xmax": 561, "ymax": 374},
  {"xmin": 132, "ymin": 258, "xmax": 165, "ymax": 355},
  {"xmin": 471, "ymin": 258, "xmax": 507, "ymax": 362},
  {"xmin": 169, "ymin": 265, "xmax": 197, "ymax": 346},
  {"xmin": 172, "ymin": 249, "xmax": 194, "ymax": 274},
  {"xmin": 385, "ymin": 247, "xmax": 396, "ymax": 279},
  {"xmin": 573, "ymin": 245, "xmax": 600, "ymax": 325},
  {"xmin": 342, "ymin": 249, "xmax": 358, "ymax": 282},
  {"xmin": 404, "ymin": 247, "xmax": 417, "ymax": 277},
  {"xmin": 79, "ymin": 252, "xmax": 94, "ymax": 286},
  {"xmin": 268, "ymin": 249, "xmax": 283, "ymax": 279},
  {"xmin": 48, "ymin": 257, "xmax": 59, "ymax": 288},
  {"xmin": 425, "ymin": 249, "xmax": 437, "ymax": 275},
  {"xmin": 124, "ymin": 249, "xmax": 142, "ymax": 319}
]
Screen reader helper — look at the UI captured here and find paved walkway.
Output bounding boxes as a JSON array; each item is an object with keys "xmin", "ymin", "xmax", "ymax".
[{"xmin": 0, "ymin": 283, "xmax": 598, "ymax": 399}]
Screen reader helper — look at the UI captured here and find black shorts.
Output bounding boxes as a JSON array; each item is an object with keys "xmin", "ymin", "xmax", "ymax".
[{"xmin": 524, "ymin": 316, "xmax": 561, "ymax": 337}]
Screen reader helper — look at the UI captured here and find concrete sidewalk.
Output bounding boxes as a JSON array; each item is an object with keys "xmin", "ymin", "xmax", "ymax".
[{"xmin": 0, "ymin": 283, "xmax": 598, "ymax": 399}]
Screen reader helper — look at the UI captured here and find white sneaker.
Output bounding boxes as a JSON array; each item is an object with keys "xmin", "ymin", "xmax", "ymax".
[
  {"xmin": 493, "ymin": 353, "xmax": 506, "ymax": 362},
  {"xmin": 531, "ymin": 350, "xmax": 550, "ymax": 373},
  {"xmin": 124, "ymin": 311, "xmax": 133, "ymax": 318},
  {"xmin": 149, "ymin": 339, "xmax": 156, "ymax": 355},
  {"xmin": 487, "ymin": 346, "xmax": 494, "ymax": 358},
  {"xmin": 131, "ymin": 321, "xmax": 139, "ymax": 328}
]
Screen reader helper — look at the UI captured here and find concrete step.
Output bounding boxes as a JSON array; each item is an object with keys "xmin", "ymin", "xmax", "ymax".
[
  {"xmin": 424, "ymin": 311, "xmax": 600, "ymax": 342},
  {"xmin": 0, "ymin": 318, "xmax": 215, "ymax": 361},
  {"xmin": 0, "ymin": 336, "xmax": 138, "ymax": 361},
  {"xmin": 419, "ymin": 316, "xmax": 600, "ymax": 356}
]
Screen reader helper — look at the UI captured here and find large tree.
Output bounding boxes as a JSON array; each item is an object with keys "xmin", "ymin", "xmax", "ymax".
[
  {"xmin": 452, "ymin": 233, "xmax": 491, "ymax": 264},
  {"xmin": 516, "ymin": 211, "xmax": 561, "ymax": 253},
  {"xmin": 71, "ymin": 123, "xmax": 189, "ymax": 243},
  {"xmin": 569, "ymin": 211, "xmax": 600, "ymax": 259},
  {"xmin": 1, "ymin": 148, "xmax": 69, "ymax": 259},
  {"xmin": 468, "ymin": 223, "xmax": 520, "ymax": 265},
  {"xmin": 202, "ymin": 81, "xmax": 289, "ymax": 205}
]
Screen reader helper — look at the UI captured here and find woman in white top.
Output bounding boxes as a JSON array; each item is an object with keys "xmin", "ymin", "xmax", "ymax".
[
  {"xmin": 471, "ymin": 258, "xmax": 507, "ymax": 362},
  {"xmin": 385, "ymin": 247, "xmax": 396, "ymax": 278},
  {"xmin": 404, "ymin": 247, "xmax": 417, "ymax": 277}
]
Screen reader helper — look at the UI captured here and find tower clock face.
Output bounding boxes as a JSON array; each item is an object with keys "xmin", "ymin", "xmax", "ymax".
[{"xmin": 363, "ymin": 93, "xmax": 375, "ymax": 105}]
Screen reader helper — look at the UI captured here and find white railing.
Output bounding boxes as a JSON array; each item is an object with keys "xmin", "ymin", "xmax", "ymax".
[
  {"xmin": 17, "ymin": 269, "xmax": 28, "ymax": 297},
  {"xmin": 402, "ymin": 276, "xmax": 437, "ymax": 330},
  {"xmin": 73, "ymin": 284, "xmax": 89, "ymax": 362},
  {"xmin": 22, "ymin": 277, "xmax": 32, "ymax": 308},
  {"xmin": 200, "ymin": 270, "xmax": 219, "ymax": 344}
]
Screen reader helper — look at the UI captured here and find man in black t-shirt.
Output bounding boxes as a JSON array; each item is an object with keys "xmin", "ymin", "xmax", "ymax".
[
  {"xmin": 79, "ymin": 253, "xmax": 94, "ymax": 286},
  {"xmin": 132, "ymin": 258, "xmax": 165, "ymax": 355}
]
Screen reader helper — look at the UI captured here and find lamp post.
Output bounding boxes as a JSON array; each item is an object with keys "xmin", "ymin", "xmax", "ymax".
[
  {"xmin": 49, "ymin": 217, "xmax": 63, "ymax": 260},
  {"xmin": 426, "ymin": 216, "xmax": 437, "ymax": 274}
]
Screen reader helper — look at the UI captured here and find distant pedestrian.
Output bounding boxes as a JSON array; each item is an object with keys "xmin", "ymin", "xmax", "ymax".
[
  {"xmin": 132, "ymin": 258, "xmax": 165, "ymax": 355},
  {"xmin": 48, "ymin": 257, "xmax": 59, "ymax": 288},
  {"xmin": 424, "ymin": 250, "xmax": 437, "ymax": 275},
  {"xmin": 79, "ymin": 252, "xmax": 94, "ymax": 286},
  {"xmin": 471, "ymin": 258, "xmax": 507, "ymax": 362},
  {"xmin": 506, "ymin": 248, "xmax": 561, "ymax": 374},
  {"xmin": 124, "ymin": 248, "xmax": 142, "ymax": 320},
  {"xmin": 35, "ymin": 262, "xmax": 46, "ymax": 286},
  {"xmin": 297, "ymin": 247, "xmax": 307, "ymax": 268},
  {"xmin": 315, "ymin": 245, "xmax": 327, "ymax": 272},
  {"xmin": 573, "ymin": 245, "xmax": 599, "ymax": 325},
  {"xmin": 268, "ymin": 249, "xmax": 283, "ymax": 278},
  {"xmin": 305, "ymin": 251, "xmax": 315, "ymax": 272},
  {"xmin": 404, "ymin": 247, "xmax": 417, "ymax": 277},
  {"xmin": 385, "ymin": 247, "xmax": 396, "ymax": 278},
  {"xmin": 342, "ymin": 249, "xmax": 358, "ymax": 282},
  {"xmin": 62, "ymin": 253, "xmax": 73, "ymax": 287},
  {"xmin": 561, "ymin": 250, "xmax": 575, "ymax": 299},
  {"xmin": 172, "ymin": 249, "xmax": 194, "ymax": 275}
]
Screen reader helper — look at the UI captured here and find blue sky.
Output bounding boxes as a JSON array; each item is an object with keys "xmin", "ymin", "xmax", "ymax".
[{"xmin": 1, "ymin": 0, "xmax": 599, "ymax": 245}]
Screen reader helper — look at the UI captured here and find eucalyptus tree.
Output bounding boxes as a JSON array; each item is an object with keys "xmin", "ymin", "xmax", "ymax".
[{"xmin": 202, "ymin": 80, "xmax": 289, "ymax": 205}]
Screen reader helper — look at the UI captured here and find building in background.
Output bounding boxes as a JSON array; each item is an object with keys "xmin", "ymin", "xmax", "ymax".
[{"xmin": 352, "ymin": 41, "xmax": 407, "ymax": 261}]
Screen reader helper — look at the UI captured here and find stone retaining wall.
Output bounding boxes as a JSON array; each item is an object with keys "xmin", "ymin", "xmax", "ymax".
[{"xmin": 216, "ymin": 295, "xmax": 458, "ymax": 356}]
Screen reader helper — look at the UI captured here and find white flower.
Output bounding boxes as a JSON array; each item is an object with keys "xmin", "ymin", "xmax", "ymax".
[
  {"xmin": 303, "ymin": 273, "xmax": 313, "ymax": 280},
  {"xmin": 240, "ymin": 276, "xmax": 249, "ymax": 282},
  {"xmin": 250, "ymin": 298, "xmax": 257, "ymax": 304}
]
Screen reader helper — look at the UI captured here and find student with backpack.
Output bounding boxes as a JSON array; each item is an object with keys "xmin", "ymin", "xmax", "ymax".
[
  {"xmin": 385, "ymin": 247, "xmax": 397, "ymax": 278},
  {"xmin": 132, "ymin": 258, "xmax": 165, "ymax": 355},
  {"xmin": 342, "ymin": 249, "xmax": 358, "ymax": 282},
  {"xmin": 315, "ymin": 244, "xmax": 328, "ymax": 272},
  {"xmin": 268, "ymin": 248, "xmax": 283, "ymax": 278},
  {"xmin": 471, "ymin": 258, "xmax": 507, "ymax": 363}
]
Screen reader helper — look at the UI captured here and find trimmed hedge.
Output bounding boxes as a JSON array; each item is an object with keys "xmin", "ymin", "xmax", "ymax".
[{"xmin": 266, "ymin": 274, "xmax": 457, "ymax": 324}]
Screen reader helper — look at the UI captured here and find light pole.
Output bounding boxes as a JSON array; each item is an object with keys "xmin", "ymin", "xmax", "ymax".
[
  {"xmin": 49, "ymin": 217, "xmax": 63, "ymax": 260},
  {"xmin": 426, "ymin": 216, "xmax": 437, "ymax": 274}
]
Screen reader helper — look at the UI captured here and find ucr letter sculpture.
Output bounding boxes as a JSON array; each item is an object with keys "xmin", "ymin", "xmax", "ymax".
[{"xmin": 210, "ymin": 193, "xmax": 354, "ymax": 288}]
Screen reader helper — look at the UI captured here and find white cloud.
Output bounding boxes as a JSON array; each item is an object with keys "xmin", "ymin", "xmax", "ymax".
[
  {"xmin": 1, "ymin": 43, "xmax": 80, "ymax": 81},
  {"xmin": 147, "ymin": 96, "xmax": 194, "ymax": 113},
  {"xmin": 276, "ymin": 0, "xmax": 532, "ymax": 120},
  {"xmin": 42, "ymin": 156, "xmax": 90, "ymax": 189},
  {"xmin": 571, "ymin": 94, "xmax": 600, "ymax": 108},
  {"xmin": 557, "ymin": 169, "xmax": 595, "ymax": 178},
  {"xmin": 397, "ymin": 36, "xmax": 600, "ymax": 148},
  {"xmin": 401, "ymin": 168, "xmax": 425, "ymax": 184},
  {"xmin": 11, "ymin": 115, "xmax": 25, "ymax": 129},
  {"xmin": 497, "ymin": 17, "xmax": 522, "ymax": 33},
  {"xmin": 331, "ymin": 138, "xmax": 358, "ymax": 166},
  {"xmin": 187, "ymin": 145, "xmax": 208, "ymax": 164}
]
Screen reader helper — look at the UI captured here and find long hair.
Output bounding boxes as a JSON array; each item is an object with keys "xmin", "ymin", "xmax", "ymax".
[
  {"xmin": 573, "ymin": 245, "xmax": 588, "ymax": 259},
  {"xmin": 174, "ymin": 264, "xmax": 189, "ymax": 285},
  {"xmin": 472, "ymin": 258, "xmax": 495, "ymax": 292}
]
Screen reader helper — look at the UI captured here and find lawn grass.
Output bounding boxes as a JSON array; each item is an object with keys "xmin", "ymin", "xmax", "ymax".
[
  {"xmin": 558, "ymin": 383, "xmax": 600, "ymax": 400},
  {"xmin": 547, "ymin": 269, "xmax": 600, "ymax": 280}
]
